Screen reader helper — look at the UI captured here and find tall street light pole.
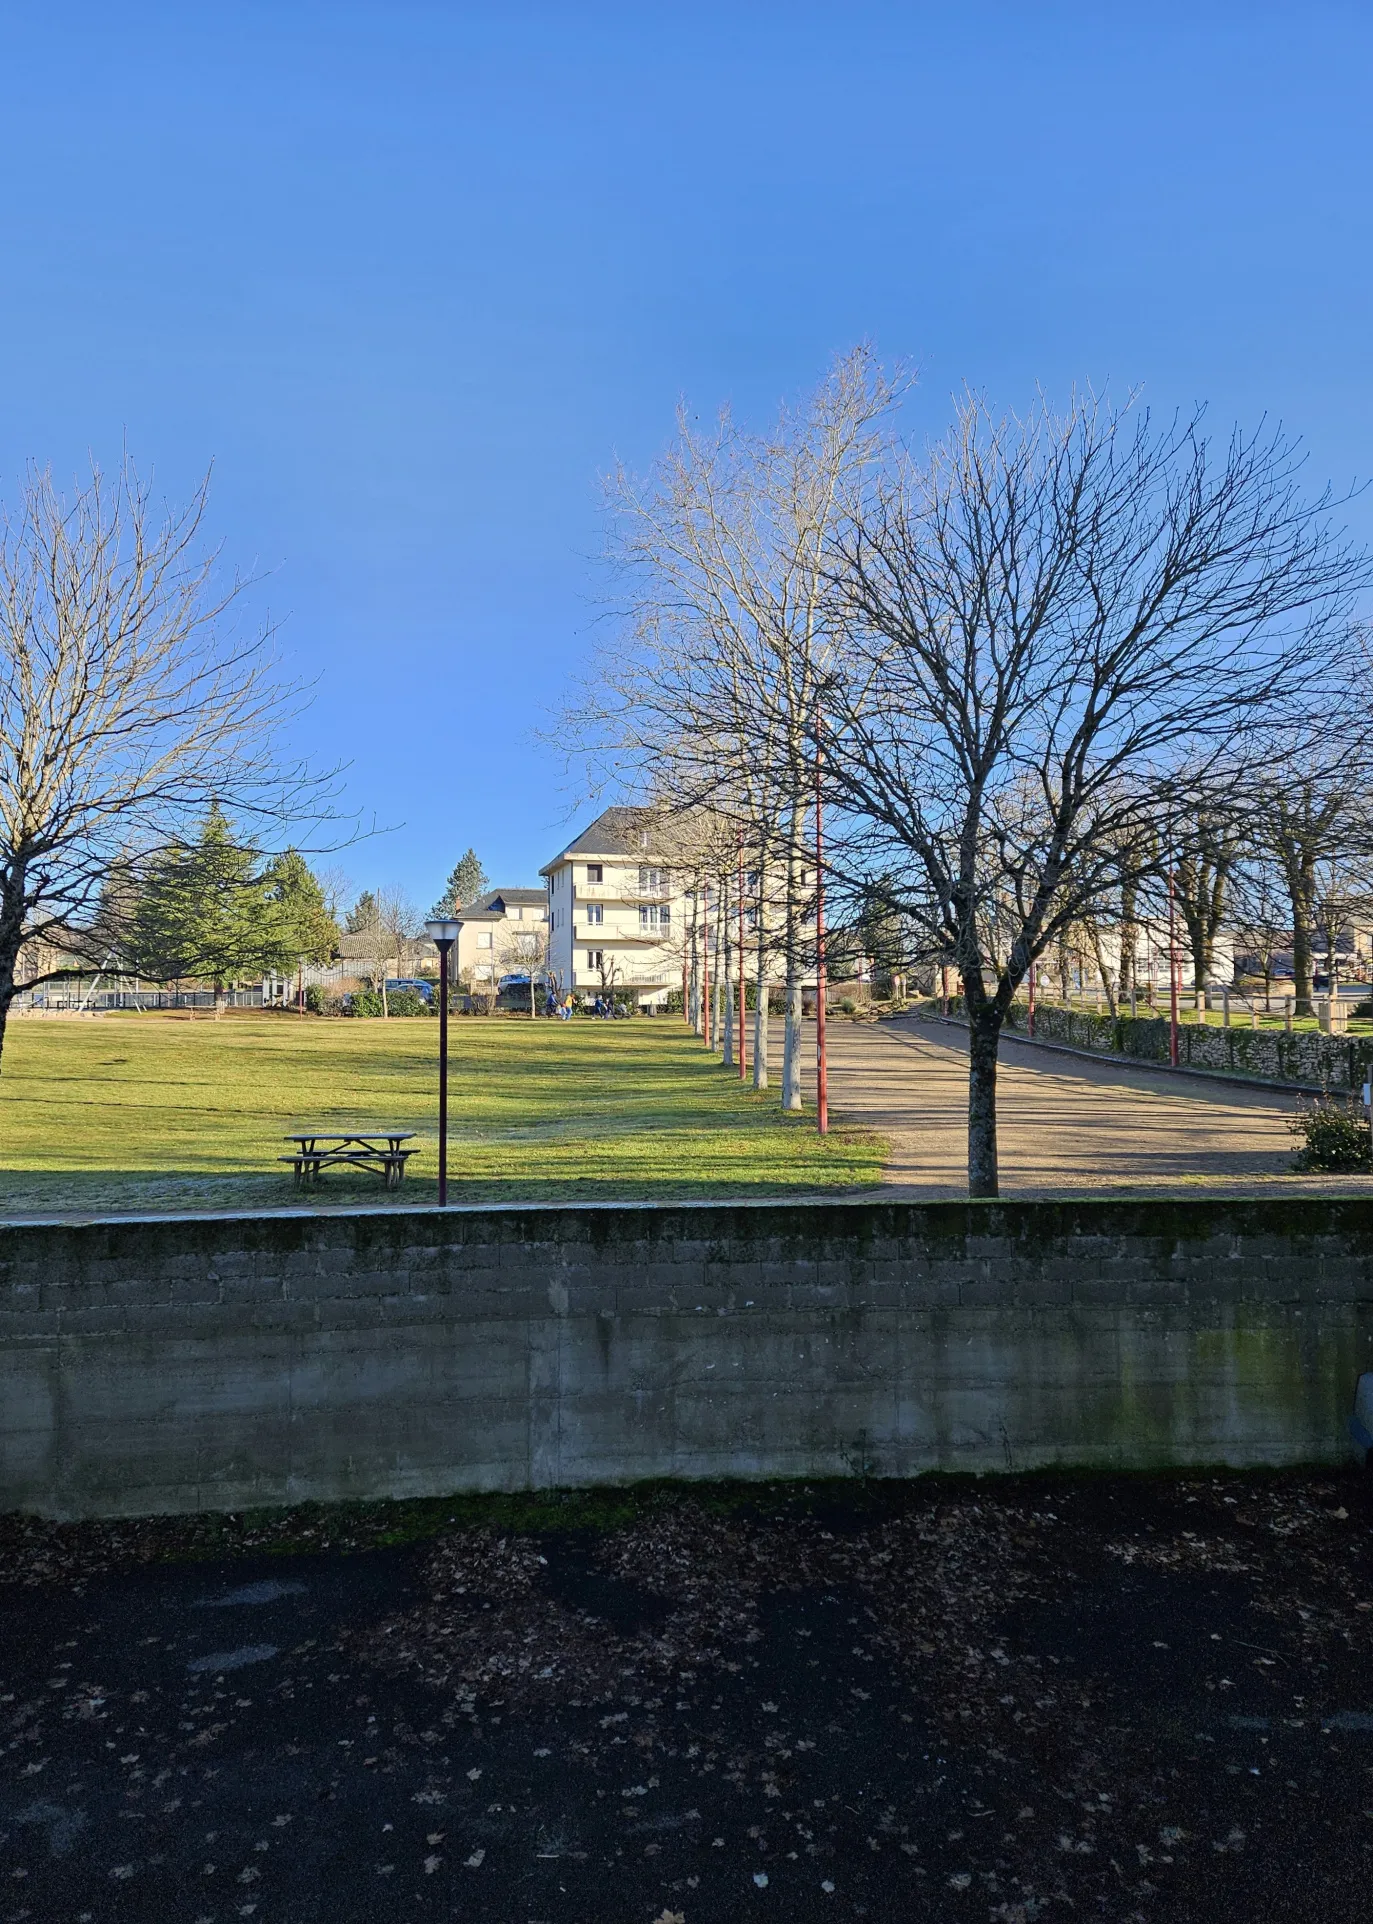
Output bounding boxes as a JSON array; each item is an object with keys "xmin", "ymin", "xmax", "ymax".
[{"xmin": 424, "ymin": 918, "xmax": 461, "ymax": 1205}]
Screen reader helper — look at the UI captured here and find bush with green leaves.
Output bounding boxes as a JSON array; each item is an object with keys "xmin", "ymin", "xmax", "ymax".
[
  {"xmin": 1289, "ymin": 1099, "xmax": 1372, "ymax": 1173},
  {"xmin": 343, "ymin": 987, "xmax": 432, "ymax": 1018},
  {"xmin": 303, "ymin": 984, "xmax": 330, "ymax": 1015}
]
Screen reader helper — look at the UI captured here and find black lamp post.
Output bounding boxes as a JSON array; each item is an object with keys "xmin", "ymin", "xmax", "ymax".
[{"xmin": 425, "ymin": 918, "xmax": 461, "ymax": 1205}]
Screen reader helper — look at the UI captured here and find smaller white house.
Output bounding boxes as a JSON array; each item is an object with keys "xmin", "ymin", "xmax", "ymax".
[{"xmin": 453, "ymin": 887, "xmax": 548, "ymax": 989}]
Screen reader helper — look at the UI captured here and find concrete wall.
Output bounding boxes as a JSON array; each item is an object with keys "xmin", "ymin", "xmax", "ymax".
[{"xmin": 3, "ymin": 1198, "xmax": 1372, "ymax": 1520}]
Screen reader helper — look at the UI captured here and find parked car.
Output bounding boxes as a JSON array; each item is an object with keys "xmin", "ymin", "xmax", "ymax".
[{"xmin": 384, "ymin": 977, "xmax": 434, "ymax": 1004}]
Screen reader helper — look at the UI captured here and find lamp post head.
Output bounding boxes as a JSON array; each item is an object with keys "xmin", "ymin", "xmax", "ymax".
[{"xmin": 425, "ymin": 918, "xmax": 461, "ymax": 947}]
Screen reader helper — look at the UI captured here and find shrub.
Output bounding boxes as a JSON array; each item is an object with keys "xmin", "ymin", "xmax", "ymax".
[
  {"xmin": 1289, "ymin": 1099, "xmax": 1373, "ymax": 1173},
  {"xmin": 345, "ymin": 989, "xmax": 384, "ymax": 1018},
  {"xmin": 303, "ymin": 984, "xmax": 329, "ymax": 1015},
  {"xmin": 386, "ymin": 989, "xmax": 432, "ymax": 1017},
  {"xmin": 1351, "ymin": 995, "xmax": 1373, "ymax": 1018}
]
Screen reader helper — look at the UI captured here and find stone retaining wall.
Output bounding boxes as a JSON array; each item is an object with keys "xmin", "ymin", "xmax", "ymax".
[
  {"xmin": 1010, "ymin": 1003, "xmax": 1373, "ymax": 1088},
  {"xmin": 2, "ymin": 1198, "xmax": 1370, "ymax": 1519}
]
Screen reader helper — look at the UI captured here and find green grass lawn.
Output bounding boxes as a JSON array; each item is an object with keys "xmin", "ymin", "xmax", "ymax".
[{"xmin": 0, "ymin": 1012, "xmax": 884, "ymax": 1217}]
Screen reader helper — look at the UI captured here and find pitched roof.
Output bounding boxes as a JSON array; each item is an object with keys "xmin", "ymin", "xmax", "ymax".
[
  {"xmin": 540, "ymin": 807, "xmax": 662, "ymax": 874},
  {"xmin": 455, "ymin": 886, "xmax": 548, "ymax": 923}
]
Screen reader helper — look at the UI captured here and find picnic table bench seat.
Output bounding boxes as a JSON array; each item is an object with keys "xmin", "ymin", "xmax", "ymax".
[{"xmin": 280, "ymin": 1132, "xmax": 417, "ymax": 1191}]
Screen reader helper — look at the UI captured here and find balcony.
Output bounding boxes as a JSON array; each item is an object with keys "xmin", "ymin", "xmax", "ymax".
[
  {"xmin": 576, "ymin": 927, "xmax": 668, "ymax": 947},
  {"xmin": 576, "ymin": 880, "xmax": 674, "ymax": 903}
]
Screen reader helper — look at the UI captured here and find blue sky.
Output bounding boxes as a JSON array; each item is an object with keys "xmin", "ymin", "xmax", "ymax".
[{"xmin": 2, "ymin": 2, "xmax": 1369, "ymax": 909}]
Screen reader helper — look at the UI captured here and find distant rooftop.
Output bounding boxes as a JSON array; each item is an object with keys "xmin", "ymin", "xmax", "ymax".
[
  {"xmin": 455, "ymin": 886, "xmax": 547, "ymax": 922},
  {"xmin": 540, "ymin": 807, "xmax": 663, "ymax": 873}
]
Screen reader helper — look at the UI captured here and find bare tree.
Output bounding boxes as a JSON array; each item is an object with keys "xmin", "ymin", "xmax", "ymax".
[
  {"xmin": 370, "ymin": 887, "xmax": 420, "ymax": 1015},
  {"xmin": 0, "ymin": 458, "xmax": 321, "ymax": 1066},
  {"xmin": 826, "ymin": 391, "xmax": 1366, "ymax": 1194},
  {"xmin": 1174, "ymin": 813, "xmax": 1242, "ymax": 993},
  {"xmin": 1261, "ymin": 775, "xmax": 1364, "ymax": 1014},
  {"xmin": 1228, "ymin": 852, "xmax": 1291, "ymax": 1004},
  {"xmin": 498, "ymin": 922, "xmax": 549, "ymax": 1017},
  {"xmin": 563, "ymin": 346, "xmax": 904, "ymax": 1106}
]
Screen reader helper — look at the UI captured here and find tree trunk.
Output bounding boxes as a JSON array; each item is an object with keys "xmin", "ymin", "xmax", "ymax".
[
  {"xmin": 753, "ymin": 980, "xmax": 769, "ymax": 1088},
  {"xmin": 752, "ymin": 861, "xmax": 769, "ymax": 1089},
  {"xmin": 1118, "ymin": 877, "xmax": 1138, "ymax": 1000},
  {"xmin": 781, "ymin": 836, "xmax": 802, "ymax": 1110},
  {"xmin": 967, "ymin": 1011, "xmax": 1002, "ymax": 1197},
  {"xmin": 688, "ymin": 896, "xmax": 700, "ymax": 1032},
  {"xmin": 1285, "ymin": 857, "xmax": 1315, "ymax": 1017},
  {"xmin": 782, "ymin": 977, "xmax": 803, "ymax": 1109},
  {"xmin": 1086, "ymin": 922, "xmax": 1118, "ymax": 1017},
  {"xmin": 213, "ymin": 980, "xmax": 228, "ymax": 1017},
  {"xmin": 0, "ymin": 870, "xmax": 25, "ymax": 1071},
  {"xmin": 0, "ymin": 960, "xmax": 16, "ymax": 1072}
]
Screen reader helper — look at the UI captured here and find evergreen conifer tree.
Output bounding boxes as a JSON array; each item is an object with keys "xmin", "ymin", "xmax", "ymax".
[
  {"xmin": 127, "ymin": 806, "xmax": 299, "ymax": 1009},
  {"xmin": 265, "ymin": 851, "xmax": 340, "ymax": 963},
  {"xmin": 429, "ymin": 849, "xmax": 488, "ymax": 918},
  {"xmin": 345, "ymin": 889, "xmax": 378, "ymax": 934}
]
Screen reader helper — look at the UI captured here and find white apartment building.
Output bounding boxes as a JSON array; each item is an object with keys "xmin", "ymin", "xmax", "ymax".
[
  {"xmin": 541, "ymin": 808, "xmax": 680, "ymax": 1006},
  {"xmin": 453, "ymin": 886, "xmax": 549, "ymax": 988}
]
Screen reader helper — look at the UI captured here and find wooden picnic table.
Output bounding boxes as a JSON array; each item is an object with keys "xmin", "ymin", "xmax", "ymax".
[{"xmin": 280, "ymin": 1132, "xmax": 418, "ymax": 1191}]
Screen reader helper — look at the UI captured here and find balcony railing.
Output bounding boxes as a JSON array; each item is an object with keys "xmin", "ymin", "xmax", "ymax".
[{"xmin": 575, "ymin": 880, "xmax": 673, "ymax": 902}]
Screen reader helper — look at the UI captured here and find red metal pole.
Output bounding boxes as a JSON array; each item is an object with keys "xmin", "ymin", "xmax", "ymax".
[
  {"xmin": 438, "ymin": 939, "xmax": 450, "ymax": 1205},
  {"xmin": 1028, "ymin": 959, "xmax": 1036, "ymax": 1038},
  {"xmin": 737, "ymin": 831, "xmax": 747, "ymax": 1079},
  {"xmin": 702, "ymin": 882, "xmax": 711, "ymax": 1050},
  {"xmin": 1167, "ymin": 859, "xmax": 1180, "ymax": 1068},
  {"xmin": 815, "ymin": 720, "xmax": 828, "ymax": 1136}
]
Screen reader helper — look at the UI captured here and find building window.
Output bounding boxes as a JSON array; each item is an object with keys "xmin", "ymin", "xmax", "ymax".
[
  {"xmin": 640, "ymin": 904, "xmax": 671, "ymax": 930},
  {"xmin": 586, "ymin": 903, "xmax": 604, "ymax": 925},
  {"xmin": 586, "ymin": 864, "xmax": 603, "ymax": 884},
  {"xmin": 587, "ymin": 949, "xmax": 604, "ymax": 971},
  {"xmin": 639, "ymin": 866, "xmax": 668, "ymax": 891},
  {"xmin": 639, "ymin": 830, "xmax": 649, "ymax": 849},
  {"xmin": 477, "ymin": 931, "xmax": 493, "ymax": 949}
]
